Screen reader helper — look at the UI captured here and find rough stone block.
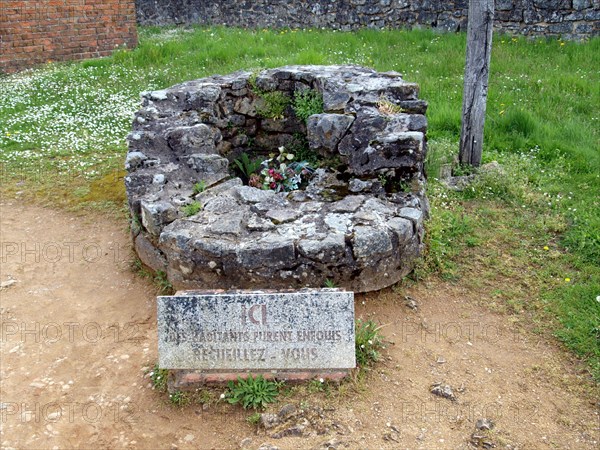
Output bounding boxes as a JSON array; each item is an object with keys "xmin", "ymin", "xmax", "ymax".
[
  {"xmin": 307, "ymin": 113, "xmax": 355, "ymax": 154},
  {"xmin": 298, "ymin": 234, "xmax": 347, "ymax": 263},
  {"xmin": 135, "ymin": 234, "xmax": 167, "ymax": 272},
  {"xmin": 352, "ymin": 226, "xmax": 393, "ymax": 260},
  {"xmin": 166, "ymin": 124, "xmax": 220, "ymax": 155},
  {"xmin": 141, "ymin": 200, "xmax": 178, "ymax": 237}
]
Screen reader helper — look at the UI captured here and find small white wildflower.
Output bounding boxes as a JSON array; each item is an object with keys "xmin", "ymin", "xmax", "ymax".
[
  {"xmin": 220, "ymin": 393, "xmax": 226, "ymax": 399},
  {"xmin": 319, "ymin": 378, "xmax": 324, "ymax": 383},
  {"xmin": 596, "ymin": 296, "xmax": 600, "ymax": 303},
  {"xmin": 286, "ymin": 153, "xmax": 294, "ymax": 160},
  {"xmin": 368, "ymin": 340, "xmax": 373, "ymax": 345},
  {"xmin": 360, "ymin": 344, "xmax": 365, "ymax": 349}
]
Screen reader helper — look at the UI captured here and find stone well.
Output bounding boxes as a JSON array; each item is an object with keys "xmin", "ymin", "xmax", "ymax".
[{"xmin": 125, "ymin": 65, "xmax": 428, "ymax": 293}]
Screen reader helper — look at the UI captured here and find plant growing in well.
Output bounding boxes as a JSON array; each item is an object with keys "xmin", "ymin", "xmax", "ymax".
[
  {"xmin": 233, "ymin": 152, "xmax": 263, "ymax": 183},
  {"xmin": 255, "ymin": 91, "xmax": 290, "ymax": 120},
  {"xmin": 192, "ymin": 180, "xmax": 207, "ymax": 195},
  {"xmin": 355, "ymin": 319, "xmax": 384, "ymax": 367},
  {"xmin": 292, "ymin": 89, "xmax": 324, "ymax": 122},
  {"xmin": 377, "ymin": 95, "xmax": 404, "ymax": 115},
  {"xmin": 181, "ymin": 201, "xmax": 202, "ymax": 217},
  {"xmin": 226, "ymin": 375, "xmax": 281, "ymax": 410}
]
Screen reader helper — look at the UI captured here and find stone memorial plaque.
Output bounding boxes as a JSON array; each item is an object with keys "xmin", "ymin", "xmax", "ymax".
[{"xmin": 157, "ymin": 290, "xmax": 355, "ymax": 371}]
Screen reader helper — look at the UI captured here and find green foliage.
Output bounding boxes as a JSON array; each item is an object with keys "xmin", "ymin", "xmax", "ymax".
[
  {"xmin": 324, "ymin": 279, "xmax": 337, "ymax": 288},
  {"xmin": 149, "ymin": 363, "xmax": 169, "ymax": 392},
  {"xmin": 307, "ymin": 378, "xmax": 332, "ymax": 395},
  {"xmin": 249, "ymin": 69, "xmax": 294, "ymax": 120},
  {"xmin": 233, "ymin": 152, "xmax": 263, "ymax": 182},
  {"xmin": 169, "ymin": 390, "xmax": 190, "ymax": 407},
  {"xmin": 246, "ymin": 412, "xmax": 261, "ymax": 425},
  {"xmin": 425, "ymin": 139, "xmax": 458, "ymax": 180},
  {"xmin": 413, "ymin": 187, "xmax": 471, "ymax": 281},
  {"xmin": 288, "ymin": 133, "xmax": 320, "ymax": 167},
  {"xmin": 255, "ymin": 90, "xmax": 290, "ymax": 120},
  {"xmin": 181, "ymin": 201, "xmax": 202, "ymax": 217},
  {"xmin": 193, "ymin": 389, "xmax": 216, "ymax": 406},
  {"xmin": 131, "ymin": 259, "xmax": 173, "ymax": 294},
  {"xmin": 154, "ymin": 270, "xmax": 173, "ymax": 295},
  {"xmin": 549, "ymin": 280, "xmax": 600, "ymax": 381},
  {"xmin": 192, "ymin": 180, "xmax": 207, "ymax": 195},
  {"xmin": 561, "ymin": 207, "xmax": 600, "ymax": 266},
  {"xmin": 355, "ymin": 319, "xmax": 384, "ymax": 367},
  {"xmin": 226, "ymin": 375, "xmax": 281, "ymax": 410},
  {"xmin": 292, "ymin": 89, "xmax": 324, "ymax": 122},
  {"xmin": 452, "ymin": 163, "xmax": 477, "ymax": 177}
]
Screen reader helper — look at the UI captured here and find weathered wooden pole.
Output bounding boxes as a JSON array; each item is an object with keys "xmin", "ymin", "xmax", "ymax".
[{"xmin": 459, "ymin": 0, "xmax": 495, "ymax": 167}]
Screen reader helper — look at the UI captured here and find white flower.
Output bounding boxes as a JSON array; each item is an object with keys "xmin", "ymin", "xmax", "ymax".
[
  {"xmin": 286, "ymin": 153, "xmax": 294, "ymax": 160},
  {"xmin": 278, "ymin": 146, "xmax": 285, "ymax": 153},
  {"xmin": 596, "ymin": 296, "xmax": 600, "ymax": 303},
  {"xmin": 219, "ymin": 393, "xmax": 226, "ymax": 399}
]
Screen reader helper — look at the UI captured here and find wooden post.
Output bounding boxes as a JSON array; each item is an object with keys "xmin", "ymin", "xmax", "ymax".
[{"xmin": 459, "ymin": 0, "xmax": 495, "ymax": 167}]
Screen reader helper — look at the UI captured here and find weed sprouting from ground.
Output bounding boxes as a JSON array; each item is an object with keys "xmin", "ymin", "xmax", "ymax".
[
  {"xmin": 246, "ymin": 412, "xmax": 261, "ymax": 425},
  {"xmin": 168, "ymin": 390, "xmax": 191, "ymax": 407},
  {"xmin": 355, "ymin": 319, "xmax": 385, "ymax": 367},
  {"xmin": 149, "ymin": 363, "xmax": 169, "ymax": 392},
  {"xmin": 131, "ymin": 259, "xmax": 174, "ymax": 295},
  {"xmin": 226, "ymin": 375, "xmax": 282, "ymax": 410}
]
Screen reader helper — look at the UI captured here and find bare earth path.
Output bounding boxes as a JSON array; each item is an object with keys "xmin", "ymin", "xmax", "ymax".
[{"xmin": 0, "ymin": 201, "xmax": 598, "ymax": 449}]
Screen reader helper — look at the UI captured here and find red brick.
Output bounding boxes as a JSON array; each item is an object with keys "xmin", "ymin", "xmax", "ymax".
[
  {"xmin": 168, "ymin": 369, "xmax": 350, "ymax": 392},
  {"xmin": 1, "ymin": 0, "xmax": 137, "ymax": 73}
]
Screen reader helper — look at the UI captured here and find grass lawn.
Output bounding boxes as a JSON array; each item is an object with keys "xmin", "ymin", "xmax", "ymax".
[{"xmin": 1, "ymin": 26, "xmax": 598, "ymax": 379}]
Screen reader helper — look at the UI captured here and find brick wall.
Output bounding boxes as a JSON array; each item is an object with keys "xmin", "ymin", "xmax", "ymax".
[{"xmin": 1, "ymin": 1, "xmax": 138, "ymax": 74}]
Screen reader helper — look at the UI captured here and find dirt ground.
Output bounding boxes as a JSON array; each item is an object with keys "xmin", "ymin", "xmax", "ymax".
[{"xmin": 0, "ymin": 201, "xmax": 598, "ymax": 450}]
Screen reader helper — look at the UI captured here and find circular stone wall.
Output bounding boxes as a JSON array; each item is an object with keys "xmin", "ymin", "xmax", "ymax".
[{"xmin": 125, "ymin": 65, "xmax": 429, "ymax": 293}]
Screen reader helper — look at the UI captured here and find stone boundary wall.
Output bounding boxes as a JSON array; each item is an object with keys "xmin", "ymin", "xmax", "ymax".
[
  {"xmin": 135, "ymin": 0, "xmax": 599, "ymax": 40},
  {"xmin": 1, "ymin": 1, "xmax": 138, "ymax": 74}
]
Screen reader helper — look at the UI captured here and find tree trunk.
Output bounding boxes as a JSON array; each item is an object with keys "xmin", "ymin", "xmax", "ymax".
[{"xmin": 459, "ymin": 0, "xmax": 494, "ymax": 167}]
